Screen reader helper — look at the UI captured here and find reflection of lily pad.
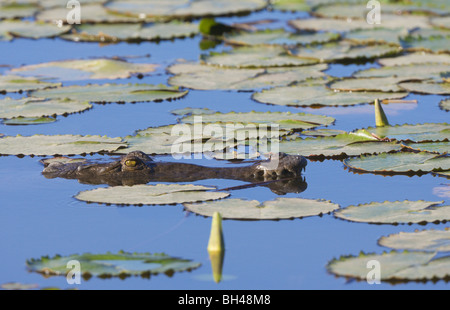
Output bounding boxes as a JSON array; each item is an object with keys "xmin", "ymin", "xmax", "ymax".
[
  {"xmin": 75, "ymin": 184, "xmax": 230, "ymax": 206},
  {"xmin": 334, "ymin": 200, "xmax": 450, "ymax": 225},
  {"xmin": 202, "ymin": 45, "xmax": 319, "ymax": 68},
  {"xmin": 0, "ymin": 134, "xmax": 126, "ymax": 156},
  {"xmin": 27, "ymin": 251, "xmax": 201, "ymax": 279},
  {"xmin": 252, "ymin": 84, "xmax": 408, "ymax": 107},
  {"xmin": 344, "ymin": 152, "xmax": 450, "ymax": 174},
  {"xmin": 223, "ymin": 28, "xmax": 339, "ymax": 47},
  {"xmin": 327, "ymin": 251, "xmax": 450, "ymax": 282},
  {"xmin": 0, "ymin": 97, "xmax": 92, "ymax": 119},
  {"xmin": 31, "ymin": 83, "xmax": 188, "ymax": 103},
  {"xmin": 378, "ymin": 229, "xmax": 450, "ymax": 252},
  {"xmin": 184, "ymin": 198, "xmax": 340, "ymax": 220},
  {"xmin": 354, "ymin": 123, "xmax": 450, "ymax": 142},
  {"xmin": 62, "ymin": 21, "xmax": 199, "ymax": 43},
  {"xmin": 168, "ymin": 61, "xmax": 328, "ymax": 91},
  {"xmin": 10, "ymin": 58, "xmax": 158, "ymax": 81},
  {"xmin": 0, "ymin": 75, "xmax": 61, "ymax": 93}
]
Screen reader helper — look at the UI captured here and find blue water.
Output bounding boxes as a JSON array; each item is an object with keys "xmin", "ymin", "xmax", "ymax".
[{"xmin": 0, "ymin": 10, "xmax": 449, "ymax": 290}]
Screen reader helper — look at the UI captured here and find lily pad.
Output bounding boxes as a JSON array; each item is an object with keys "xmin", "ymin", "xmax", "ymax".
[
  {"xmin": 430, "ymin": 16, "xmax": 450, "ymax": 29},
  {"xmin": 0, "ymin": 75, "xmax": 61, "ymax": 93},
  {"xmin": 270, "ymin": 0, "xmax": 312, "ymax": 12},
  {"xmin": 0, "ymin": 134, "xmax": 126, "ymax": 156},
  {"xmin": 440, "ymin": 98, "xmax": 450, "ymax": 111},
  {"xmin": 404, "ymin": 141, "xmax": 450, "ymax": 154},
  {"xmin": 0, "ymin": 97, "xmax": 92, "ymax": 119},
  {"xmin": 0, "ymin": 2, "xmax": 38, "ymax": 20},
  {"xmin": 168, "ymin": 61, "xmax": 328, "ymax": 91},
  {"xmin": 329, "ymin": 76, "xmax": 420, "ymax": 92},
  {"xmin": 290, "ymin": 40, "xmax": 401, "ymax": 63},
  {"xmin": 398, "ymin": 81, "xmax": 450, "ymax": 95},
  {"xmin": 378, "ymin": 53, "xmax": 450, "ymax": 66},
  {"xmin": 344, "ymin": 152, "xmax": 450, "ymax": 174},
  {"xmin": 2, "ymin": 116, "xmax": 56, "ymax": 125},
  {"xmin": 378, "ymin": 229, "xmax": 450, "ymax": 252},
  {"xmin": 75, "ymin": 184, "xmax": 230, "ymax": 206},
  {"xmin": 223, "ymin": 28, "xmax": 340, "ymax": 47},
  {"xmin": 0, "ymin": 20, "xmax": 71, "ymax": 41},
  {"xmin": 353, "ymin": 63, "xmax": 450, "ymax": 82},
  {"xmin": 278, "ymin": 132, "xmax": 403, "ymax": 157},
  {"xmin": 10, "ymin": 58, "xmax": 158, "ymax": 81},
  {"xmin": 252, "ymin": 84, "xmax": 408, "ymax": 107},
  {"xmin": 354, "ymin": 123, "xmax": 450, "ymax": 142},
  {"xmin": 401, "ymin": 29, "xmax": 450, "ymax": 53},
  {"xmin": 327, "ymin": 251, "xmax": 450, "ymax": 282},
  {"xmin": 334, "ymin": 200, "xmax": 450, "ymax": 225},
  {"xmin": 184, "ymin": 197, "xmax": 340, "ymax": 220},
  {"xmin": 345, "ymin": 28, "xmax": 408, "ymax": 45},
  {"xmin": 105, "ymin": 0, "xmax": 268, "ymax": 20},
  {"xmin": 27, "ymin": 251, "xmax": 201, "ymax": 279},
  {"xmin": 170, "ymin": 107, "xmax": 216, "ymax": 116},
  {"xmin": 202, "ymin": 45, "xmax": 319, "ymax": 68},
  {"xmin": 62, "ymin": 21, "xmax": 199, "ymax": 43},
  {"xmin": 31, "ymin": 83, "xmax": 188, "ymax": 103}
]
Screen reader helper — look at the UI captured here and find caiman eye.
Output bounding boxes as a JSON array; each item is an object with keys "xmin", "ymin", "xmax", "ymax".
[{"xmin": 125, "ymin": 160, "xmax": 137, "ymax": 167}]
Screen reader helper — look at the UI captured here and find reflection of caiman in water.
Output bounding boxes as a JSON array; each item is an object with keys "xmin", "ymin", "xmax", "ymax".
[{"xmin": 41, "ymin": 151, "xmax": 308, "ymax": 195}]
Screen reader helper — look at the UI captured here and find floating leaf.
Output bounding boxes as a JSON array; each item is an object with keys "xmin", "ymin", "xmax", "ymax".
[
  {"xmin": 440, "ymin": 98, "xmax": 450, "ymax": 111},
  {"xmin": 252, "ymin": 84, "xmax": 408, "ymax": 107},
  {"xmin": 0, "ymin": 20, "xmax": 71, "ymax": 41},
  {"xmin": 300, "ymin": 128, "xmax": 347, "ymax": 137},
  {"xmin": 329, "ymin": 76, "xmax": 418, "ymax": 92},
  {"xmin": 75, "ymin": 184, "xmax": 229, "ymax": 206},
  {"xmin": 0, "ymin": 2, "xmax": 38, "ymax": 20},
  {"xmin": 290, "ymin": 40, "xmax": 401, "ymax": 63},
  {"xmin": 27, "ymin": 251, "xmax": 201, "ymax": 279},
  {"xmin": 202, "ymin": 45, "xmax": 319, "ymax": 68},
  {"xmin": 402, "ymin": 29, "xmax": 450, "ymax": 53},
  {"xmin": 378, "ymin": 53, "xmax": 450, "ymax": 66},
  {"xmin": 270, "ymin": 0, "xmax": 312, "ymax": 12},
  {"xmin": 344, "ymin": 152, "xmax": 450, "ymax": 174},
  {"xmin": 223, "ymin": 28, "xmax": 339, "ymax": 47},
  {"xmin": 354, "ymin": 123, "xmax": 450, "ymax": 142},
  {"xmin": 345, "ymin": 28, "xmax": 408, "ymax": 45},
  {"xmin": 62, "ymin": 21, "xmax": 199, "ymax": 43},
  {"xmin": 327, "ymin": 251, "xmax": 450, "ymax": 282},
  {"xmin": 430, "ymin": 16, "xmax": 450, "ymax": 29},
  {"xmin": 105, "ymin": 0, "xmax": 268, "ymax": 19},
  {"xmin": 278, "ymin": 133, "xmax": 402, "ymax": 157},
  {"xmin": 10, "ymin": 59, "xmax": 158, "ymax": 81},
  {"xmin": 3, "ymin": 116, "xmax": 56, "ymax": 125},
  {"xmin": 0, "ymin": 134, "xmax": 126, "ymax": 156},
  {"xmin": 184, "ymin": 197, "xmax": 339, "ymax": 220},
  {"xmin": 354, "ymin": 63, "xmax": 450, "ymax": 81},
  {"xmin": 334, "ymin": 200, "xmax": 450, "ymax": 225},
  {"xmin": 398, "ymin": 81, "xmax": 450, "ymax": 95},
  {"xmin": 168, "ymin": 61, "xmax": 328, "ymax": 91},
  {"xmin": 0, "ymin": 75, "xmax": 61, "ymax": 93},
  {"xmin": 170, "ymin": 107, "xmax": 216, "ymax": 116},
  {"xmin": 31, "ymin": 83, "xmax": 188, "ymax": 103},
  {"xmin": 379, "ymin": 229, "xmax": 450, "ymax": 252},
  {"xmin": 404, "ymin": 141, "xmax": 450, "ymax": 154},
  {"xmin": 0, "ymin": 97, "xmax": 92, "ymax": 119}
]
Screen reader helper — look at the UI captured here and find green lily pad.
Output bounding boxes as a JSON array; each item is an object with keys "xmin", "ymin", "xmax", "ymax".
[
  {"xmin": 343, "ymin": 152, "xmax": 450, "ymax": 174},
  {"xmin": 334, "ymin": 200, "xmax": 450, "ymax": 224},
  {"xmin": 0, "ymin": 20, "xmax": 71, "ymax": 41},
  {"xmin": 0, "ymin": 97, "xmax": 92, "ymax": 119},
  {"xmin": 404, "ymin": 141, "xmax": 450, "ymax": 154},
  {"xmin": 327, "ymin": 251, "xmax": 450, "ymax": 282},
  {"xmin": 354, "ymin": 123, "xmax": 450, "ymax": 142},
  {"xmin": 184, "ymin": 197, "xmax": 340, "ymax": 220},
  {"xmin": 223, "ymin": 28, "xmax": 340, "ymax": 47},
  {"xmin": 290, "ymin": 40, "xmax": 401, "ymax": 63},
  {"xmin": 300, "ymin": 128, "xmax": 347, "ymax": 137},
  {"xmin": 105, "ymin": 0, "xmax": 268, "ymax": 20},
  {"xmin": 345, "ymin": 28, "xmax": 409, "ymax": 45},
  {"xmin": 31, "ymin": 83, "xmax": 188, "ymax": 103},
  {"xmin": 168, "ymin": 61, "xmax": 328, "ymax": 91},
  {"xmin": 270, "ymin": 0, "xmax": 312, "ymax": 12},
  {"xmin": 10, "ymin": 58, "xmax": 158, "ymax": 81},
  {"xmin": 0, "ymin": 75, "xmax": 61, "ymax": 93},
  {"xmin": 27, "ymin": 251, "xmax": 201, "ymax": 279},
  {"xmin": 180, "ymin": 111, "xmax": 335, "ymax": 131},
  {"xmin": 329, "ymin": 76, "xmax": 420, "ymax": 92},
  {"xmin": 378, "ymin": 229, "xmax": 450, "ymax": 252},
  {"xmin": 0, "ymin": 134, "xmax": 126, "ymax": 156},
  {"xmin": 0, "ymin": 2, "xmax": 38, "ymax": 20},
  {"xmin": 354, "ymin": 63, "xmax": 450, "ymax": 81},
  {"xmin": 430, "ymin": 16, "xmax": 450, "ymax": 29},
  {"xmin": 62, "ymin": 21, "xmax": 199, "ymax": 43},
  {"xmin": 252, "ymin": 84, "xmax": 408, "ymax": 107},
  {"xmin": 202, "ymin": 45, "xmax": 319, "ymax": 68},
  {"xmin": 402, "ymin": 29, "xmax": 450, "ymax": 53},
  {"xmin": 170, "ymin": 107, "xmax": 216, "ymax": 116},
  {"xmin": 278, "ymin": 132, "xmax": 403, "ymax": 157},
  {"xmin": 398, "ymin": 81, "xmax": 450, "ymax": 95},
  {"xmin": 2, "ymin": 116, "xmax": 56, "ymax": 125},
  {"xmin": 440, "ymin": 98, "xmax": 450, "ymax": 111},
  {"xmin": 378, "ymin": 53, "xmax": 450, "ymax": 66},
  {"xmin": 75, "ymin": 184, "xmax": 230, "ymax": 206}
]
